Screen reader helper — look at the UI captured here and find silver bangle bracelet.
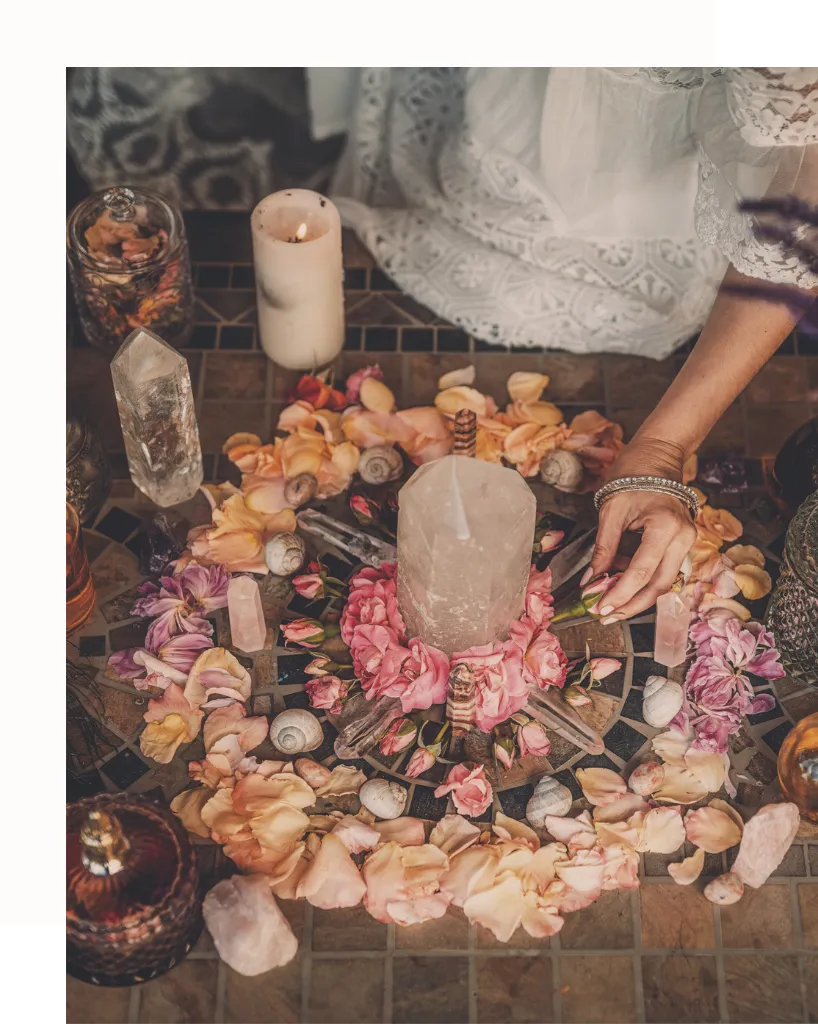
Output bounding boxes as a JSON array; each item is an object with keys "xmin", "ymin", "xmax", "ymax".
[{"xmin": 593, "ymin": 476, "xmax": 700, "ymax": 519}]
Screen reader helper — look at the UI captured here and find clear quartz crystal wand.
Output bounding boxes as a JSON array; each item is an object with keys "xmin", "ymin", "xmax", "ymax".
[{"xmin": 296, "ymin": 510, "xmax": 397, "ymax": 567}]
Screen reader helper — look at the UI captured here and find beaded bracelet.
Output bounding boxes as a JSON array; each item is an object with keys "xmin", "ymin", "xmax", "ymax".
[{"xmin": 593, "ymin": 475, "xmax": 700, "ymax": 519}]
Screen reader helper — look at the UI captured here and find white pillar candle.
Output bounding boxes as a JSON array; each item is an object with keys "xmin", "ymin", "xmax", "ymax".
[{"xmin": 251, "ymin": 189, "xmax": 344, "ymax": 370}]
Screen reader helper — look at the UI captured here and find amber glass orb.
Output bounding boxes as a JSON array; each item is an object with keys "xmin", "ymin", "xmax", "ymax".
[{"xmin": 778, "ymin": 713, "xmax": 818, "ymax": 822}]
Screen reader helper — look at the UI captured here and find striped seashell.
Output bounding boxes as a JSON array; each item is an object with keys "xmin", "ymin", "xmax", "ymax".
[
  {"xmin": 452, "ymin": 409, "xmax": 477, "ymax": 458},
  {"xmin": 446, "ymin": 664, "xmax": 477, "ymax": 737}
]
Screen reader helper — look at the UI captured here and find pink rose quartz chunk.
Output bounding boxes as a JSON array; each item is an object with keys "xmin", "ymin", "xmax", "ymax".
[
  {"xmin": 732, "ymin": 802, "xmax": 800, "ymax": 889},
  {"xmin": 203, "ymin": 874, "xmax": 297, "ymax": 975},
  {"xmin": 228, "ymin": 574, "xmax": 267, "ymax": 653},
  {"xmin": 653, "ymin": 591, "xmax": 692, "ymax": 668}
]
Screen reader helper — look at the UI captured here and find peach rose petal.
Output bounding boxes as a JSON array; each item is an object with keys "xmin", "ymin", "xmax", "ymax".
[
  {"xmin": 438, "ymin": 365, "xmax": 476, "ymax": 390},
  {"xmin": 684, "ymin": 806, "xmax": 743, "ymax": 853},
  {"xmin": 652, "ymin": 765, "xmax": 710, "ymax": 805},
  {"xmin": 493, "ymin": 813, "xmax": 540, "ymax": 850},
  {"xmin": 297, "ymin": 833, "xmax": 367, "ymax": 909},
  {"xmin": 733, "ymin": 564, "xmax": 772, "ymax": 600},
  {"xmin": 463, "ymin": 874, "xmax": 525, "ymax": 943},
  {"xmin": 521, "ymin": 891, "xmax": 564, "ymax": 938},
  {"xmin": 594, "ymin": 819, "xmax": 643, "ymax": 852},
  {"xmin": 434, "ymin": 386, "xmax": 494, "ymax": 418},
  {"xmin": 697, "ymin": 594, "xmax": 752, "ymax": 621},
  {"xmin": 592, "ymin": 793, "xmax": 649, "ymax": 824},
  {"xmin": 508, "ymin": 400, "xmax": 564, "ymax": 427},
  {"xmin": 709, "ymin": 799, "xmax": 745, "ymax": 832},
  {"xmin": 270, "ymin": 845, "xmax": 311, "ymax": 900},
  {"xmin": 314, "ymin": 766, "xmax": 367, "ymax": 798},
  {"xmin": 429, "ymin": 814, "xmax": 482, "ymax": 856},
  {"xmin": 639, "ymin": 806, "xmax": 685, "ymax": 854},
  {"xmin": 223, "ymin": 432, "xmax": 263, "ymax": 455},
  {"xmin": 373, "ymin": 817, "xmax": 427, "ymax": 847},
  {"xmin": 576, "ymin": 767, "xmax": 628, "ymax": 806},
  {"xmin": 554, "ymin": 849, "xmax": 605, "ymax": 894},
  {"xmin": 360, "ymin": 377, "xmax": 396, "ymax": 414},
  {"xmin": 440, "ymin": 846, "xmax": 499, "ymax": 907},
  {"xmin": 331, "ymin": 815, "xmax": 381, "ymax": 854},
  {"xmin": 521, "ymin": 843, "xmax": 568, "ymax": 892},
  {"xmin": 683, "ymin": 748, "xmax": 729, "ymax": 794},
  {"xmin": 171, "ymin": 788, "xmax": 213, "ymax": 839},
  {"xmin": 651, "ymin": 725, "xmax": 694, "ymax": 767},
  {"xmin": 507, "ymin": 371, "xmax": 550, "ymax": 403},
  {"xmin": 140, "ymin": 683, "xmax": 204, "ymax": 764},
  {"xmin": 668, "ymin": 847, "xmax": 706, "ymax": 885},
  {"xmin": 184, "ymin": 647, "xmax": 252, "ymax": 710},
  {"xmin": 723, "ymin": 544, "xmax": 765, "ymax": 569},
  {"xmin": 545, "ymin": 811, "xmax": 598, "ymax": 849}
]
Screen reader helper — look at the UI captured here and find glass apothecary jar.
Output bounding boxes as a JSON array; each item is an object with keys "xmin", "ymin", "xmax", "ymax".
[{"xmin": 67, "ymin": 186, "xmax": 194, "ymax": 352}]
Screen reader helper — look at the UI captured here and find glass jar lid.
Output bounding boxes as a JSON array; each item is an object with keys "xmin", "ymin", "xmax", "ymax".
[{"xmin": 67, "ymin": 186, "xmax": 185, "ymax": 274}]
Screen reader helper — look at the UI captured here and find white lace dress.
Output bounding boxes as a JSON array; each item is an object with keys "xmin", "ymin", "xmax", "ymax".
[{"xmin": 307, "ymin": 68, "xmax": 818, "ymax": 358}]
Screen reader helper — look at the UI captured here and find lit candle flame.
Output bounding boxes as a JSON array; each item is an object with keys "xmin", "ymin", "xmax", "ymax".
[{"xmin": 295, "ymin": 222, "xmax": 308, "ymax": 241}]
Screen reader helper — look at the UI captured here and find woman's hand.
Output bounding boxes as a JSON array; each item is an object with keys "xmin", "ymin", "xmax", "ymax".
[{"xmin": 585, "ymin": 436, "xmax": 697, "ymax": 623}]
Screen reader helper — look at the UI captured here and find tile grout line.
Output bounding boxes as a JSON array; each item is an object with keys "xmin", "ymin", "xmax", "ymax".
[
  {"xmin": 127, "ymin": 983, "xmax": 140, "ymax": 1024},
  {"xmin": 551, "ymin": 925, "xmax": 563, "ymax": 1024},
  {"xmin": 631, "ymin": 887, "xmax": 646, "ymax": 1024},
  {"xmin": 713, "ymin": 903, "xmax": 730, "ymax": 1024},
  {"xmin": 468, "ymin": 923, "xmax": 477, "ymax": 1024},
  {"xmin": 384, "ymin": 922, "xmax": 395, "ymax": 1024},
  {"xmin": 789, "ymin": 876, "xmax": 809, "ymax": 1024},
  {"xmin": 301, "ymin": 902, "xmax": 314, "ymax": 1024},
  {"xmin": 214, "ymin": 959, "xmax": 226, "ymax": 1024}
]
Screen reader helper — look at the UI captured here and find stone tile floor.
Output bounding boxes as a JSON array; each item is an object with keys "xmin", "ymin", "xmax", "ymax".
[{"xmin": 67, "ymin": 213, "xmax": 818, "ymax": 1023}]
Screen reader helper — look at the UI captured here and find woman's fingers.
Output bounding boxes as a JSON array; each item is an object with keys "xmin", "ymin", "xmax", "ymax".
[
  {"xmin": 597, "ymin": 526, "xmax": 671, "ymax": 615},
  {"xmin": 587, "ymin": 500, "xmax": 627, "ymax": 580},
  {"xmin": 602, "ymin": 535, "xmax": 692, "ymax": 621}
]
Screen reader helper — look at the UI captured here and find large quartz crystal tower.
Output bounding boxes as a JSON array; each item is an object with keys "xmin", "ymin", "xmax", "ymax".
[
  {"xmin": 111, "ymin": 328, "xmax": 203, "ymax": 507},
  {"xmin": 397, "ymin": 456, "xmax": 536, "ymax": 656}
]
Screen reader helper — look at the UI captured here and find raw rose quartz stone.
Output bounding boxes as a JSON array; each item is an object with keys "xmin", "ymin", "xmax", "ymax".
[
  {"xmin": 228, "ymin": 574, "xmax": 267, "ymax": 653},
  {"xmin": 203, "ymin": 874, "xmax": 297, "ymax": 975},
  {"xmin": 732, "ymin": 802, "xmax": 800, "ymax": 888}
]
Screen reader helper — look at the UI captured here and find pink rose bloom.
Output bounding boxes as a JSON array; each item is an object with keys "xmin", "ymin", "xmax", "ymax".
[
  {"xmin": 379, "ymin": 718, "xmax": 417, "ymax": 755},
  {"xmin": 306, "ymin": 675, "xmax": 349, "ymax": 714},
  {"xmin": 508, "ymin": 616, "xmax": 568, "ymax": 690},
  {"xmin": 281, "ymin": 618, "xmax": 325, "ymax": 648},
  {"xmin": 305, "ymin": 653, "xmax": 333, "ymax": 676},
  {"xmin": 516, "ymin": 721, "xmax": 551, "ymax": 757},
  {"xmin": 707, "ymin": 619, "xmax": 786, "ymax": 680},
  {"xmin": 589, "ymin": 657, "xmax": 621, "ymax": 681},
  {"xmin": 582, "ymin": 573, "xmax": 622, "ymax": 610},
  {"xmin": 350, "ymin": 492, "xmax": 381, "ymax": 526},
  {"xmin": 346, "ymin": 364, "xmax": 384, "ymax": 404},
  {"xmin": 564, "ymin": 685, "xmax": 592, "ymax": 707},
  {"xmin": 539, "ymin": 530, "xmax": 564, "ymax": 554},
  {"xmin": 435, "ymin": 763, "xmax": 493, "ymax": 817},
  {"xmin": 451, "ymin": 641, "xmax": 528, "ymax": 732},
  {"xmin": 341, "ymin": 564, "xmax": 406, "ymax": 645},
  {"xmin": 108, "ymin": 631, "xmax": 214, "ymax": 689},
  {"xmin": 525, "ymin": 567, "xmax": 555, "ymax": 625},
  {"xmin": 690, "ymin": 717, "xmax": 734, "ymax": 754},
  {"xmin": 389, "ymin": 638, "xmax": 450, "ymax": 713},
  {"xmin": 689, "ymin": 608, "xmax": 742, "ymax": 652},
  {"xmin": 350, "ymin": 624, "xmax": 409, "ymax": 699},
  {"xmin": 493, "ymin": 736, "xmax": 515, "ymax": 770},
  {"xmin": 404, "ymin": 746, "xmax": 435, "ymax": 778},
  {"xmin": 293, "ymin": 572, "xmax": 324, "ymax": 599},
  {"xmin": 134, "ymin": 563, "xmax": 229, "ymax": 649}
]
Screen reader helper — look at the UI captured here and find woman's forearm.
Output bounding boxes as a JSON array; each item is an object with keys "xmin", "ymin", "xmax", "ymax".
[{"xmin": 629, "ymin": 266, "xmax": 806, "ymax": 461}]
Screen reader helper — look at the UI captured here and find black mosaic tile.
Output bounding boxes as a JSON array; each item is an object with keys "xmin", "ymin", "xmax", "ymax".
[
  {"xmin": 498, "ymin": 784, "xmax": 534, "ymax": 820},
  {"xmin": 289, "ymin": 593, "xmax": 330, "ymax": 617},
  {"xmin": 278, "ymin": 653, "xmax": 315, "ymax": 683},
  {"xmin": 762, "ymin": 720, "xmax": 793, "ymax": 754},
  {"xmin": 621, "ymin": 686, "xmax": 645, "ymax": 723},
  {"xmin": 216, "ymin": 455, "xmax": 243, "ymax": 486},
  {"xmin": 364, "ymin": 327, "xmax": 398, "ymax": 352},
  {"xmin": 629, "ymin": 623, "xmax": 655, "ymax": 654},
  {"xmin": 437, "ymin": 328, "xmax": 470, "ymax": 353},
  {"xmin": 283, "ymin": 689, "xmax": 315, "ymax": 711},
  {"xmin": 409, "ymin": 786, "xmax": 449, "ymax": 821},
  {"xmin": 572, "ymin": 751, "xmax": 621, "ymax": 774},
  {"xmin": 79, "ymin": 635, "xmax": 106, "ymax": 658},
  {"xmin": 101, "ymin": 748, "xmax": 150, "ymax": 789},
  {"xmin": 197, "ymin": 264, "xmax": 230, "ymax": 288},
  {"xmin": 746, "ymin": 692, "xmax": 784, "ymax": 725},
  {"xmin": 321, "ymin": 553, "xmax": 356, "ymax": 582},
  {"xmin": 370, "ymin": 268, "xmax": 398, "ymax": 291},
  {"xmin": 67, "ymin": 770, "xmax": 106, "ymax": 803},
  {"xmin": 95, "ymin": 507, "xmax": 142, "ymax": 543},
  {"xmin": 311, "ymin": 720, "xmax": 339, "ymax": 762},
  {"xmin": 109, "ymin": 621, "xmax": 150, "ymax": 652},
  {"xmin": 220, "ymin": 325, "xmax": 254, "ymax": 350},
  {"xmin": 108, "ymin": 453, "xmax": 131, "ymax": 480},
  {"xmin": 631, "ymin": 658, "xmax": 671, "ymax": 686},
  {"xmin": 125, "ymin": 532, "xmax": 146, "ymax": 560},
  {"xmin": 339, "ymin": 757, "xmax": 375, "ymax": 778},
  {"xmin": 231, "ymin": 264, "xmax": 255, "ymax": 289},
  {"xmin": 344, "ymin": 326, "xmax": 362, "ymax": 351},
  {"xmin": 343, "ymin": 268, "xmax": 368, "ymax": 290},
  {"xmin": 604, "ymin": 720, "xmax": 649, "ymax": 762},
  {"xmin": 205, "ymin": 617, "xmax": 219, "ymax": 646},
  {"xmin": 474, "ymin": 338, "xmax": 504, "ymax": 352},
  {"xmin": 401, "ymin": 328, "xmax": 434, "ymax": 352},
  {"xmin": 190, "ymin": 324, "xmax": 217, "ymax": 349},
  {"xmin": 553, "ymin": 768, "xmax": 582, "ymax": 801},
  {"xmin": 596, "ymin": 665, "xmax": 626, "ymax": 698}
]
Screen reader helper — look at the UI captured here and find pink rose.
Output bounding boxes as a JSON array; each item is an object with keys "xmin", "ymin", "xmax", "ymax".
[
  {"xmin": 539, "ymin": 530, "xmax": 564, "ymax": 554},
  {"xmin": 390, "ymin": 638, "xmax": 450, "ymax": 713},
  {"xmin": 349, "ymin": 624, "xmax": 409, "ymax": 699},
  {"xmin": 582, "ymin": 573, "xmax": 622, "ymax": 610},
  {"xmin": 346, "ymin": 364, "xmax": 385, "ymax": 404},
  {"xmin": 525, "ymin": 567, "xmax": 556, "ymax": 625},
  {"xmin": 589, "ymin": 657, "xmax": 621, "ymax": 681},
  {"xmin": 281, "ymin": 618, "xmax": 325, "ymax": 648},
  {"xmin": 350, "ymin": 493, "xmax": 380, "ymax": 525},
  {"xmin": 293, "ymin": 573, "xmax": 324, "ymax": 599},
  {"xmin": 341, "ymin": 564, "xmax": 406, "ymax": 645},
  {"xmin": 435, "ymin": 763, "xmax": 493, "ymax": 818},
  {"xmin": 306, "ymin": 675, "xmax": 349, "ymax": 714},
  {"xmin": 564, "ymin": 685, "xmax": 592, "ymax": 707},
  {"xmin": 404, "ymin": 746, "xmax": 435, "ymax": 778},
  {"xmin": 493, "ymin": 736, "xmax": 515, "ymax": 770},
  {"xmin": 516, "ymin": 721, "xmax": 551, "ymax": 758},
  {"xmin": 305, "ymin": 653, "xmax": 333, "ymax": 676},
  {"xmin": 379, "ymin": 718, "xmax": 417, "ymax": 755},
  {"xmin": 451, "ymin": 641, "xmax": 528, "ymax": 732},
  {"xmin": 508, "ymin": 616, "xmax": 568, "ymax": 690}
]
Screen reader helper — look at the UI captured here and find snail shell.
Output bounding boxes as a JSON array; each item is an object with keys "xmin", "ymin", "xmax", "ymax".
[
  {"xmin": 526, "ymin": 776, "xmax": 573, "ymax": 828},
  {"xmin": 642, "ymin": 676, "xmax": 684, "ymax": 729},
  {"xmin": 294, "ymin": 757, "xmax": 333, "ymax": 789},
  {"xmin": 284, "ymin": 473, "xmax": 318, "ymax": 508},
  {"xmin": 358, "ymin": 778, "xmax": 408, "ymax": 820},
  {"xmin": 704, "ymin": 872, "xmax": 744, "ymax": 906},
  {"xmin": 269, "ymin": 709, "xmax": 323, "ymax": 754},
  {"xmin": 628, "ymin": 761, "xmax": 665, "ymax": 797},
  {"xmin": 265, "ymin": 532, "xmax": 306, "ymax": 576},
  {"xmin": 358, "ymin": 445, "xmax": 403, "ymax": 485},
  {"xmin": 540, "ymin": 450, "xmax": 584, "ymax": 492}
]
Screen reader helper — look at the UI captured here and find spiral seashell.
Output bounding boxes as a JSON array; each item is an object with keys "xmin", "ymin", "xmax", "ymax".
[
  {"xmin": 358, "ymin": 778, "xmax": 408, "ymax": 820},
  {"xmin": 704, "ymin": 872, "xmax": 744, "ymax": 906},
  {"xmin": 628, "ymin": 761, "xmax": 665, "ymax": 796},
  {"xmin": 284, "ymin": 473, "xmax": 318, "ymax": 508},
  {"xmin": 265, "ymin": 532, "xmax": 306, "ymax": 576},
  {"xmin": 642, "ymin": 676, "xmax": 684, "ymax": 729},
  {"xmin": 358, "ymin": 445, "xmax": 403, "ymax": 485},
  {"xmin": 540, "ymin": 449, "xmax": 584, "ymax": 492},
  {"xmin": 269, "ymin": 709, "xmax": 323, "ymax": 754},
  {"xmin": 294, "ymin": 757, "xmax": 333, "ymax": 789},
  {"xmin": 526, "ymin": 776, "xmax": 573, "ymax": 828}
]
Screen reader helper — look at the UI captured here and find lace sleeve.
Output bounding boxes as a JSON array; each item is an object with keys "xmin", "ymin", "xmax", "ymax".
[{"xmin": 694, "ymin": 68, "xmax": 818, "ymax": 288}]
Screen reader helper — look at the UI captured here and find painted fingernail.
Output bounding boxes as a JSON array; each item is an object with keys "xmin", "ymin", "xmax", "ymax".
[
  {"xmin": 601, "ymin": 615, "xmax": 621, "ymax": 626},
  {"xmin": 580, "ymin": 567, "xmax": 594, "ymax": 586},
  {"xmin": 598, "ymin": 604, "xmax": 615, "ymax": 617}
]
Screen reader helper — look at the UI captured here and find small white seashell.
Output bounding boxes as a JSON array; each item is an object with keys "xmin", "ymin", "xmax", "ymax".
[
  {"xmin": 540, "ymin": 450, "xmax": 584, "ymax": 492},
  {"xmin": 269, "ymin": 710, "xmax": 323, "ymax": 754},
  {"xmin": 358, "ymin": 445, "xmax": 403, "ymax": 485},
  {"xmin": 265, "ymin": 532, "xmax": 306, "ymax": 576},
  {"xmin": 642, "ymin": 676, "xmax": 684, "ymax": 729},
  {"xmin": 294, "ymin": 757, "xmax": 333, "ymax": 789},
  {"xmin": 284, "ymin": 473, "xmax": 318, "ymax": 508},
  {"xmin": 704, "ymin": 872, "xmax": 744, "ymax": 906},
  {"xmin": 628, "ymin": 761, "xmax": 665, "ymax": 797},
  {"xmin": 526, "ymin": 776, "xmax": 573, "ymax": 828},
  {"xmin": 358, "ymin": 778, "xmax": 408, "ymax": 820}
]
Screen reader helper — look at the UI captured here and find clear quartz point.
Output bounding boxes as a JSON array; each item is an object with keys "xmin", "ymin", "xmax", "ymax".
[
  {"xmin": 397, "ymin": 456, "xmax": 536, "ymax": 656},
  {"xmin": 333, "ymin": 695, "xmax": 403, "ymax": 759},
  {"xmin": 111, "ymin": 328, "xmax": 203, "ymax": 507},
  {"xmin": 524, "ymin": 686, "xmax": 605, "ymax": 755},
  {"xmin": 296, "ymin": 510, "xmax": 397, "ymax": 567},
  {"xmin": 654, "ymin": 591, "xmax": 692, "ymax": 667}
]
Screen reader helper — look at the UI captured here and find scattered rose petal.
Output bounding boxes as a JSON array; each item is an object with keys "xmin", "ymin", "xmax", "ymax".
[
  {"xmin": 170, "ymin": 787, "xmax": 213, "ymax": 838},
  {"xmin": 438, "ymin": 365, "xmax": 476, "ymax": 390},
  {"xmin": 723, "ymin": 544, "xmax": 765, "ymax": 569},
  {"xmin": 651, "ymin": 725, "xmax": 694, "ymax": 767},
  {"xmin": 184, "ymin": 647, "xmax": 252, "ymax": 709},
  {"xmin": 373, "ymin": 817, "xmax": 427, "ymax": 846},
  {"xmin": 314, "ymin": 766, "xmax": 368, "ymax": 798},
  {"xmin": 683, "ymin": 748, "xmax": 729, "ymax": 794},
  {"xmin": 434, "ymin": 386, "xmax": 496, "ymax": 418},
  {"xmin": 493, "ymin": 813, "xmax": 540, "ymax": 850},
  {"xmin": 575, "ymin": 767, "xmax": 627, "ymax": 806},
  {"xmin": 652, "ymin": 765, "xmax": 710, "ymax": 805},
  {"xmin": 639, "ymin": 806, "xmax": 686, "ymax": 854},
  {"xmin": 430, "ymin": 814, "xmax": 482, "ymax": 856},
  {"xmin": 331, "ymin": 815, "xmax": 381, "ymax": 854},
  {"xmin": 464, "ymin": 873, "xmax": 524, "ymax": 942},
  {"xmin": 507, "ymin": 371, "xmax": 550, "ymax": 403},
  {"xmin": 359, "ymin": 377, "xmax": 396, "ymax": 414},
  {"xmin": 592, "ymin": 794, "xmax": 649, "ymax": 824},
  {"xmin": 297, "ymin": 833, "xmax": 367, "ymax": 909},
  {"xmin": 668, "ymin": 847, "xmax": 706, "ymax": 885},
  {"xmin": 685, "ymin": 806, "xmax": 743, "ymax": 853},
  {"xmin": 708, "ymin": 798, "xmax": 745, "ymax": 832},
  {"xmin": 732, "ymin": 564, "xmax": 772, "ymax": 600},
  {"xmin": 140, "ymin": 683, "xmax": 204, "ymax": 764}
]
